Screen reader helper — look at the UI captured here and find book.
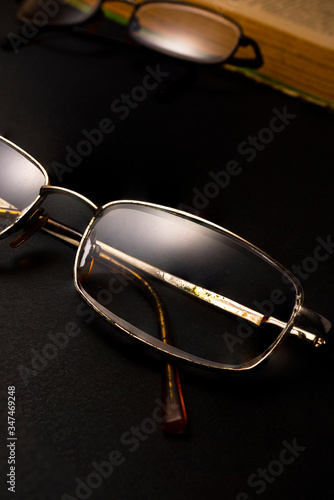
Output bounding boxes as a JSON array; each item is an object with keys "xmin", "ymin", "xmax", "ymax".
[{"xmin": 208, "ymin": 0, "xmax": 334, "ymax": 107}]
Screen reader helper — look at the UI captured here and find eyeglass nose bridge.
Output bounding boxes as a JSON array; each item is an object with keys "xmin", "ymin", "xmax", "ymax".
[
  {"xmin": 37, "ymin": 185, "xmax": 99, "ymax": 246},
  {"xmin": 9, "ymin": 208, "xmax": 50, "ymax": 248},
  {"xmin": 5, "ymin": 185, "xmax": 99, "ymax": 248},
  {"xmin": 39, "ymin": 185, "xmax": 99, "ymax": 212}
]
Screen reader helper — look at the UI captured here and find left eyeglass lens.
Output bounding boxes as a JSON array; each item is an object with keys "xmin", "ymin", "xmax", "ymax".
[
  {"xmin": 0, "ymin": 139, "xmax": 46, "ymax": 232},
  {"xmin": 16, "ymin": 0, "xmax": 100, "ymax": 26}
]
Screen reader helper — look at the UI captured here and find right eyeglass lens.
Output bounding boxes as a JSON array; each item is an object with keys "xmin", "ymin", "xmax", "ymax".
[
  {"xmin": 129, "ymin": 3, "xmax": 241, "ymax": 64},
  {"xmin": 0, "ymin": 139, "xmax": 46, "ymax": 233},
  {"xmin": 16, "ymin": 0, "xmax": 100, "ymax": 27},
  {"xmin": 76, "ymin": 203, "xmax": 298, "ymax": 370}
]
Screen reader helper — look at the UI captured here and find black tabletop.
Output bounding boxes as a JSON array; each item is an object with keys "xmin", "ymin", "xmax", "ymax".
[{"xmin": 1, "ymin": 2, "xmax": 334, "ymax": 499}]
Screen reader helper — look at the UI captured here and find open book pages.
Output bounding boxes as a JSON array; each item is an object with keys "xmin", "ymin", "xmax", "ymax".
[
  {"xmin": 211, "ymin": 0, "xmax": 334, "ymax": 49},
  {"xmin": 208, "ymin": 0, "xmax": 334, "ymax": 106}
]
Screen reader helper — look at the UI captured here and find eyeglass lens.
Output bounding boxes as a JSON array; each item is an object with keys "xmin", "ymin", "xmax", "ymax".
[
  {"xmin": 129, "ymin": 3, "xmax": 241, "ymax": 63},
  {"xmin": 76, "ymin": 203, "xmax": 297, "ymax": 368},
  {"xmin": 0, "ymin": 140, "xmax": 46, "ymax": 232},
  {"xmin": 16, "ymin": 0, "xmax": 100, "ymax": 26}
]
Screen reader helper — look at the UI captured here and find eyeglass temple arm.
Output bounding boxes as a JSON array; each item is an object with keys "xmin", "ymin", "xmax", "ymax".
[
  {"xmin": 39, "ymin": 217, "xmax": 188, "ymax": 434},
  {"xmin": 3, "ymin": 209, "xmax": 188, "ymax": 434},
  {"xmin": 39, "ymin": 217, "xmax": 262, "ymax": 330},
  {"xmin": 3, "ymin": 209, "xmax": 330, "ymax": 346},
  {"xmin": 35, "ymin": 217, "xmax": 332, "ymax": 346},
  {"xmin": 95, "ymin": 252, "xmax": 187, "ymax": 434},
  {"xmin": 226, "ymin": 35, "xmax": 263, "ymax": 69},
  {"xmin": 94, "ymin": 242, "xmax": 330, "ymax": 347}
]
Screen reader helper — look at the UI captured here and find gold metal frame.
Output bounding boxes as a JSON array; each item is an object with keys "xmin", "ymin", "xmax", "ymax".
[
  {"xmin": 0, "ymin": 135, "xmax": 331, "ymax": 433},
  {"xmin": 73, "ymin": 199, "xmax": 306, "ymax": 372},
  {"xmin": 0, "ymin": 135, "xmax": 331, "ymax": 371}
]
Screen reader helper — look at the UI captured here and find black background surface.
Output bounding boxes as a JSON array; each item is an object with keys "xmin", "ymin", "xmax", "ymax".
[{"xmin": 1, "ymin": 2, "xmax": 334, "ymax": 499}]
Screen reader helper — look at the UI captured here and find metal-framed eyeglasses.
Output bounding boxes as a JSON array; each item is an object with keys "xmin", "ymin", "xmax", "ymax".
[{"xmin": 1, "ymin": 136, "xmax": 331, "ymax": 434}]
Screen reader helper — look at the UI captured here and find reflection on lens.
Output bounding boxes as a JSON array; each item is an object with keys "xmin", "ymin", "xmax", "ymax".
[
  {"xmin": 129, "ymin": 3, "xmax": 241, "ymax": 63},
  {"xmin": 76, "ymin": 202, "xmax": 297, "ymax": 369},
  {"xmin": 16, "ymin": 0, "xmax": 99, "ymax": 27},
  {"xmin": 0, "ymin": 138, "xmax": 47, "ymax": 233}
]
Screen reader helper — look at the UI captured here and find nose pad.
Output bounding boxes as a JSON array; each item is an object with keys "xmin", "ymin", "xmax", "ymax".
[
  {"xmin": 78, "ymin": 253, "xmax": 95, "ymax": 282},
  {"xmin": 9, "ymin": 209, "xmax": 49, "ymax": 248},
  {"xmin": 77, "ymin": 231, "xmax": 100, "ymax": 282}
]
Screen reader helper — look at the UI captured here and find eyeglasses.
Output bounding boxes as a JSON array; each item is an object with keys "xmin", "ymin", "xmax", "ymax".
[
  {"xmin": 0, "ymin": 136, "xmax": 331, "ymax": 433},
  {"xmin": 14, "ymin": 0, "xmax": 263, "ymax": 68}
]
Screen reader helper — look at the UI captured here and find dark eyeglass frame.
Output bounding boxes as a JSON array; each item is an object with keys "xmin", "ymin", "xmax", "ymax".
[{"xmin": 14, "ymin": 0, "xmax": 263, "ymax": 68}]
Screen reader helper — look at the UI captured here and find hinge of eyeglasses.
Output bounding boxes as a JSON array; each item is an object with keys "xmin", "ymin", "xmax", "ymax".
[
  {"xmin": 293, "ymin": 306, "xmax": 331, "ymax": 347},
  {"xmin": 288, "ymin": 325, "xmax": 325, "ymax": 347},
  {"xmin": 9, "ymin": 209, "xmax": 49, "ymax": 248},
  {"xmin": 265, "ymin": 306, "xmax": 331, "ymax": 347}
]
